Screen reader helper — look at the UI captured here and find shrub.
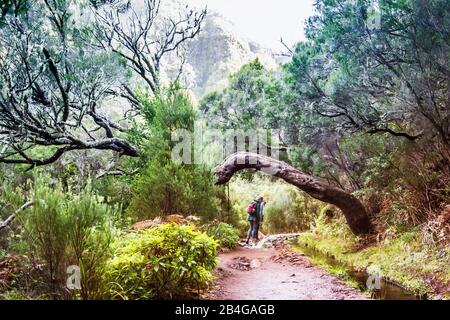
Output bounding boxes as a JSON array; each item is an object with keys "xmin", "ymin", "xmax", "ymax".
[
  {"xmin": 65, "ymin": 193, "xmax": 120, "ymax": 300},
  {"xmin": 18, "ymin": 175, "xmax": 119, "ymax": 299},
  {"xmin": 76, "ymin": 224, "xmax": 118, "ymax": 300},
  {"xmin": 206, "ymin": 223, "xmax": 240, "ymax": 249},
  {"xmin": 127, "ymin": 161, "xmax": 220, "ymax": 222},
  {"xmin": 126, "ymin": 87, "xmax": 221, "ymax": 222},
  {"xmin": 259, "ymin": 186, "xmax": 321, "ymax": 234},
  {"xmin": 0, "ymin": 177, "xmax": 26, "ymax": 257},
  {"xmin": 104, "ymin": 223, "xmax": 218, "ymax": 300},
  {"xmin": 22, "ymin": 179, "xmax": 70, "ymax": 295}
]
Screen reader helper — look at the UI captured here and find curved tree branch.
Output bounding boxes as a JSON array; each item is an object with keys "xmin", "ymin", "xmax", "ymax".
[
  {"xmin": 213, "ymin": 152, "xmax": 372, "ymax": 235},
  {"xmin": 0, "ymin": 201, "xmax": 33, "ymax": 232},
  {"xmin": 366, "ymin": 127, "xmax": 422, "ymax": 141}
]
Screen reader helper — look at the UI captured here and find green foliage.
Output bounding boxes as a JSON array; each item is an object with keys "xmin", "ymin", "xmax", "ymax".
[
  {"xmin": 126, "ymin": 87, "xmax": 221, "ymax": 222},
  {"xmin": 2, "ymin": 172, "xmax": 222, "ymax": 300},
  {"xmin": 0, "ymin": 0, "xmax": 133, "ymax": 165},
  {"xmin": 22, "ymin": 178, "xmax": 70, "ymax": 293},
  {"xmin": 0, "ymin": 175, "xmax": 25, "ymax": 248},
  {"xmin": 211, "ymin": 186, "xmax": 243, "ymax": 229},
  {"xmin": 1, "ymin": 0, "xmax": 449, "ymax": 302},
  {"xmin": 229, "ymin": 174, "xmax": 323, "ymax": 234},
  {"xmin": 206, "ymin": 223, "xmax": 240, "ymax": 249},
  {"xmin": 264, "ymin": 188, "xmax": 322, "ymax": 234},
  {"xmin": 296, "ymin": 215, "xmax": 450, "ymax": 298},
  {"xmin": 64, "ymin": 187, "xmax": 120, "ymax": 300},
  {"xmin": 127, "ymin": 161, "xmax": 220, "ymax": 221},
  {"xmin": 104, "ymin": 223, "xmax": 218, "ymax": 300},
  {"xmin": 91, "ymin": 174, "xmax": 133, "ymax": 209},
  {"xmin": 286, "ymin": 0, "xmax": 449, "ymax": 143},
  {"xmin": 130, "ymin": 84, "xmax": 197, "ymax": 166},
  {"xmin": 346, "ymin": 133, "xmax": 450, "ymax": 227},
  {"xmin": 16, "ymin": 175, "xmax": 119, "ymax": 298},
  {"xmin": 200, "ymin": 59, "xmax": 295, "ymax": 130},
  {"xmin": 76, "ymin": 224, "xmax": 118, "ymax": 300},
  {"xmin": 0, "ymin": 0, "xmax": 29, "ymax": 23}
]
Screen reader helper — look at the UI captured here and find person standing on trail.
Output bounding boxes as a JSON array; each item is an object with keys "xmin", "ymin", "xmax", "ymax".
[
  {"xmin": 255, "ymin": 197, "xmax": 266, "ymax": 240},
  {"xmin": 245, "ymin": 196, "xmax": 263, "ymax": 245}
]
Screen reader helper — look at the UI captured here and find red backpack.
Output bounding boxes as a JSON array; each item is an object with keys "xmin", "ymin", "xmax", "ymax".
[{"xmin": 247, "ymin": 202, "xmax": 256, "ymax": 215}]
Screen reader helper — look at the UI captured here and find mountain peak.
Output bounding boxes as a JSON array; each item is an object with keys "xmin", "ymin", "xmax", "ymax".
[{"xmin": 158, "ymin": 4, "xmax": 280, "ymax": 98}]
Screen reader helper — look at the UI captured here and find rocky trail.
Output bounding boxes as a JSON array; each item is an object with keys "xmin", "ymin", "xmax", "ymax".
[{"xmin": 204, "ymin": 235, "xmax": 369, "ymax": 300}]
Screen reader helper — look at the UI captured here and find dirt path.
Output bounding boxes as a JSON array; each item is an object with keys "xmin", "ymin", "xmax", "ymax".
[{"xmin": 205, "ymin": 245, "xmax": 369, "ymax": 300}]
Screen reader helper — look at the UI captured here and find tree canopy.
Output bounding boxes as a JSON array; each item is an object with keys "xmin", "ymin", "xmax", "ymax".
[{"xmin": 0, "ymin": 0, "xmax": 206, "ymax": 167}]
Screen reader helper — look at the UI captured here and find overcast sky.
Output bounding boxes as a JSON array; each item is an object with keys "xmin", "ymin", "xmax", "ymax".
[{"xmin": 185, "ymin": 0, "xmax": 316, "ymax": 51}]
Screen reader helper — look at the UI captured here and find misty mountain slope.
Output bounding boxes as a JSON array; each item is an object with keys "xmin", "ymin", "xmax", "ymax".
[
  {"xmin": 115, "ymin": 0, "xmax": 280, "ymax": 99},
  {"xmin": 159, "ymin": 10, "xmax": 280, "ymax": 98},
  {"xmin": 183, "ymin": 12, "xmax": 279, "ymax": 98}
]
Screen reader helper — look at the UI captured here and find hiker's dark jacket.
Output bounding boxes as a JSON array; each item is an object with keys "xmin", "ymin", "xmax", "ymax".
[{"xmin": 247, "ymin": 200, "xmax": 262, "ymax": 222}]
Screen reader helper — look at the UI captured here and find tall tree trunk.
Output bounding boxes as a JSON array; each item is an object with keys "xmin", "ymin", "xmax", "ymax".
[{"xmin": 213, "ymin": 152, "xmax": 372, "ymax": 235}]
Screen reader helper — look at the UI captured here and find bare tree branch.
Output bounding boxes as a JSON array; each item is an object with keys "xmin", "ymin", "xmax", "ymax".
[
  {"xmin": 0, "ymin": 2, "xmax": 141, "ymax": 166},
  {"xmin": 0, "ymin": 0, "xmax": 206, "ymax": 167},
  {"xmin": 279, "ymin": 37, "xmax": 294, "ymax": 57},
  {"xmin": 93, "ymin": 0, "xmax": 207, "ymax": 97},
  {"xmin": 0, "ymin": 201, "xmax": 33, "ymax": 232}
]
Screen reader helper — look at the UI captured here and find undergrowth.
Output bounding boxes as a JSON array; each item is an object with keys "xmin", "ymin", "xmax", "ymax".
[{"xmin": 295, "ymin": 214, "xmax": 450, "ymax": 299}]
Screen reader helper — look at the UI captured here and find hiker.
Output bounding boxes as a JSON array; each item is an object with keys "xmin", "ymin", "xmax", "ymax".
[
  {"xmin": 245, "ymin": 196, "xmax": 264, "ymax": 245},
  {"xmin": 254, "ymin": 197, "xmax": 266, "ymax": 240}
]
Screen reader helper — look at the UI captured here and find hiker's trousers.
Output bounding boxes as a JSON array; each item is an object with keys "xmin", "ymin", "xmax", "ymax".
[{"xmin": 247, "ymin": 220, "xmax": 260, "ymax": 241}]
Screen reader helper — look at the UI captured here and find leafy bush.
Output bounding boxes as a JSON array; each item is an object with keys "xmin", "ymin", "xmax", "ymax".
[
  {"xmin": 206, "ymin": 223, "xmax": 240, "ymax": 249},
  {"xmin": 22, "ymin": 179, "xmax": 70, "ymax": 295},
  {"xmin": 65, "ymin": 193, "xmax": 120, "ymax": 300},
  {"xmin": 126, "ymin": 87, "xmax": 222, "ymax": 222},
  {"xmin": 76, "ymin": 225, "xmax": 118, "ymax": 300},
  {"xmin": 104, "ymin": 223, "xmax": 218, "ymax": 300},
  {"xmin": 127, "ymin": 161, "xmax": 220, "ymax": 221},
  {"xmin": 264, "ymin": 189, "xmax": 323, "ymax": 233},
  {"xmin": 18, "ymin": 176, "xmax": 119, "ymax": 299}
]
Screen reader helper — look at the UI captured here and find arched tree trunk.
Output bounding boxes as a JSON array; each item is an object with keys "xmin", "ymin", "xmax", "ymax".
[{"xmin": 213, "ymin": 152, "xmax": 372, "ymax": 235}]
